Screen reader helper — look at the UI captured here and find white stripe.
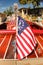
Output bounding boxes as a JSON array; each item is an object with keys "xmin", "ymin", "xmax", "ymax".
[
  {"xmin": 36, "ymin": 37, "xmax": 43, "ymax": 50},
  {"xmin": 17, "ymin": 38, "xmax": 28, "ymax": 56},
  {"xmin": 17, "ymin": 47, "xmax": 23, "ymax": 59},
  {"xmin": 0, "ymin": 35, "xmax": 6, "ymax": 46},
  {"xmin": 27, "ymin": 27, "xmax": 34, "ymax": 37},
  {"xmin": 24, "ymin": 29, "xmax": 35, "ymax": 46},
  {"xmin": 3, "ymin": 35, "xmax": 12, "ymax": 59},
  {"xmin": 21, "ymin": 33, "xmax": 34, "ymax": 49},
  {"xmin": 18, "ymin": 35, "xmax": 32, "ymax": 53},
  {"xmin": 27, "ymin": 27, "xmax": 36, "ymax": 43}
]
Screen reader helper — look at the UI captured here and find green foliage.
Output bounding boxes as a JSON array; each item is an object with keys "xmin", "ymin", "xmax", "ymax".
[
  {"xmin": 3, "ymin": 6, "xmax": 13, "ymax": 16},
  {"xmin": 19, "ymin": 0, "xmax": 27, "ymax": 5},
  {"xmin": 19, "ymin": 0, "xmax": 40, "ymax": 8},
  {"xmin": 32, "ymin": 0, "xmax": 40, "ymax": 8}
]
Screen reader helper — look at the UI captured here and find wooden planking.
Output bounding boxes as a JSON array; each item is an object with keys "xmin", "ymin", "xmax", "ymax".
[
  {"xmin": 17, "ymin": 58, "xmax": 43, "ymax": 65},
  {"xmin": 0, "ymin": 60, "xmax": 16, "ymax": 65},
  {"xmin": 0, "ymin": 34, "xmax": 13, "ymax": 58},
  {"xmin": 0, "ymin": 58, "xmax": 43, "ymax": 65}
]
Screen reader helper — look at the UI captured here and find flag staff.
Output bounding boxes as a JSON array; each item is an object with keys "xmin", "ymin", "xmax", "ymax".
[{"xmin": 14, "ymin": 3, "xmax": 18, "ymax": 59}]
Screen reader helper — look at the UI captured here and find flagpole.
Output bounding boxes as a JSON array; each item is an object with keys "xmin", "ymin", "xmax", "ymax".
[{"xmin": 14, "ymin": 3, "xmax": 18, "ymax": 59}]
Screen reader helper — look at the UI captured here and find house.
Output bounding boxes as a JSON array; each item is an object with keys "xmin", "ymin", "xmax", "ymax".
[{"xmin": 19, "ymin": 7, "xmax": 43, "ymax": 16}]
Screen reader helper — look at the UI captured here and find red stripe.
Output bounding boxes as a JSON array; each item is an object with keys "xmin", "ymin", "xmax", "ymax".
[
  {"xmin": 17, "ymin": 38, "xmax": 25, "ymax": 56},
  {"xmin": 27, "ymin": 27, "xmax": 35, "ymax": 42},
  {"xmin": 26, "ymin": 27, "xmax": 36, "ymax": 44},
  {"xmin": 17, "ymin": 36, "xmax": 30, "ymax": 55},
  {"xmin": 16, "ymin": 42, "xmax": 24, "ymax": 59},
  {"xmin": 20, "ymin": 33, "xmax": 33, "ymax": 50},
  {"xmin": 23, "ymin": 30, "xmax": 35, "ymax": 47}
]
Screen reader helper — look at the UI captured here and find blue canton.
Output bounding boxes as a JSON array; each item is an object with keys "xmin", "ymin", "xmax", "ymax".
[{"xmin": 18, "ymin": 16, "xmax": 29, "ymax": 35}]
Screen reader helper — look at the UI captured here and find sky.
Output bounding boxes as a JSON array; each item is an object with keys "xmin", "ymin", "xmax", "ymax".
[{"xmin": 0, "ymin": 0, "xmax": 43, "ymax": 12}]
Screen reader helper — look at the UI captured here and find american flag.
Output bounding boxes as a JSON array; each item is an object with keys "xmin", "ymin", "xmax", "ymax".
[{"xmin": 16, "ymin": 16, "xmax": 37, "ymax": 60}]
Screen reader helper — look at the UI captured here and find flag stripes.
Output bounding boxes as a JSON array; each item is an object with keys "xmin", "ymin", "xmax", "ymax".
[
  {"xmin": 20, "ymin": 34, "xmax": 33, "ymax": 50},
  {"xmin": 23, "ymin": 29, "xmax": 35, "ymax": 47},
  {"xmin": 27, "ymin": 27, "xmax": 37, "ymax": 44},
  {"xmin": 17, "ymin": 26, "xmax": 36, "ymax": 59},
  {"xmin": 26, "ymin": 27, "xmax": 37, "ymax": 45}
]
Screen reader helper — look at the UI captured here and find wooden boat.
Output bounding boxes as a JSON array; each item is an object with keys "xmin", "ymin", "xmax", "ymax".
[{"xmin": 0, "ymin": 20, "xmax": 43, "ymax": 59}]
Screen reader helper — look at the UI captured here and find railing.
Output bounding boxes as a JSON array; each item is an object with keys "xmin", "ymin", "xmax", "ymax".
[{"xmin": 0, "ymin": 30, "xmax": 16, "ymax": 59}]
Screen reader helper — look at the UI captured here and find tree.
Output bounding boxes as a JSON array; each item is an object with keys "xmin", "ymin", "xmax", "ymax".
[
  {"xmin": 3, "ymin": 6, "xmax": 13, "ymax": 16},
  {"xmin": 19, "ymin": 0, "xmax": 40, "ymax": 8},
  {"xmin": 19, "ymin": 0, "xmax": 27, "ymax": 4}
]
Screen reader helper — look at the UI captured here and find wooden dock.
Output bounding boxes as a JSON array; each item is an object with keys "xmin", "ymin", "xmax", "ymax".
[{"xmin": 0, "ymin": 58, "xmax": 43, "ymax": 65}]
